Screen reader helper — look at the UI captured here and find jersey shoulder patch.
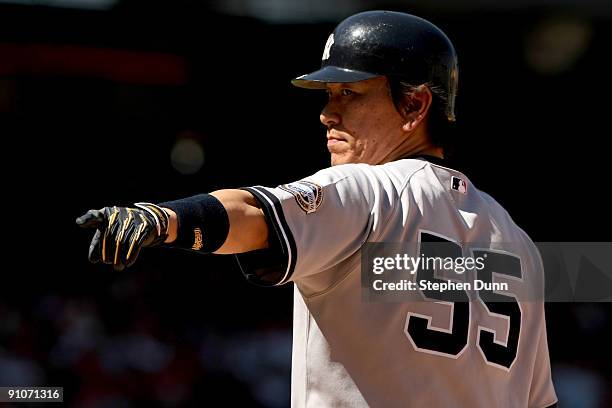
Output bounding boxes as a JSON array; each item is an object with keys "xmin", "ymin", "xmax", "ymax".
[{"xmin": 280, "ymin": 180, "xmax": 323, "ymax": 214}]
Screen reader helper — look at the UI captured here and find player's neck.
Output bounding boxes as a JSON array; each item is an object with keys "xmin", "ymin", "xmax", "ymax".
[{"xmin": 379, "ymin": 134, "xmax": 443, "ymax": 164}]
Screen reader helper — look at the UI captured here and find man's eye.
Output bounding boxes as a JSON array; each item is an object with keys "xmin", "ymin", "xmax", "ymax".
[{"xmin": 341, "ymin": 89, "xmax": 354, "ymax": 96}]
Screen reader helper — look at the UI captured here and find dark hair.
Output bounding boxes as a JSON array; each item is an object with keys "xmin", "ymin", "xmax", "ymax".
[{"xmin": 388, "ymin": 79, "xmax": 457, "ymax": 155}]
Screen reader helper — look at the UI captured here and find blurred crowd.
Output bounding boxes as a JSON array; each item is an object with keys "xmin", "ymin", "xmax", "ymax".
[{"xmin": 0, "ymin": 256, "xmax": 293, "ymax": 407}]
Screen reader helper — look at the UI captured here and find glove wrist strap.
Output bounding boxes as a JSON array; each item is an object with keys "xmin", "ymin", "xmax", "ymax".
[{"xmin": 134, "ymin": 202, "xmax": 170, "ymax": 245}]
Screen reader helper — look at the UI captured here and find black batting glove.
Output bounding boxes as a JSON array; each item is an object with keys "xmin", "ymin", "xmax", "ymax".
[{"xmin": 76, "ymin": 203, "xmax": 170, "ymax": 271}]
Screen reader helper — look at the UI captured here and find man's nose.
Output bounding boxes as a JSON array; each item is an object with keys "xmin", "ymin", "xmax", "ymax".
[{"xmin": 320, "ymin": 102, "xmax": 340, "ymax": 128}]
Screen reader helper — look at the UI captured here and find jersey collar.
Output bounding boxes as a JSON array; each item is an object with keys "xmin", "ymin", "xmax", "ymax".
[{"xmin": 404, "ymin": 154, "xmax": 447, "ymax": 167}]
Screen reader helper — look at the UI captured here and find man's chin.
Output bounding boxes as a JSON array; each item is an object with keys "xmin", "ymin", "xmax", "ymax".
[
  {"xmin": 330, "ymin": 153, "xmax": 354, "ymax": 166},
  {"xmin": 330, "ymin": 154, "xmax": 342, "ymax": 166}
]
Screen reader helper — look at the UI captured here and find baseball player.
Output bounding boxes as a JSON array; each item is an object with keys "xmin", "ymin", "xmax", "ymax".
[{"xmin": 77, "ymin": 11, "xmax": 557, "ymax": 407}]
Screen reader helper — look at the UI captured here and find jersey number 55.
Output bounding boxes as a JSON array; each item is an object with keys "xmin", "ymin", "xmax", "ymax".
[{"xmin": 406, "ymin": 231, "xmax": 522, "ymax": 371}]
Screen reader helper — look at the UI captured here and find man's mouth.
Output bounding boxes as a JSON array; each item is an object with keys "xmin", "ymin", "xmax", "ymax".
[
  {"xmin": 327, "ymin": 131, "xmax": 348, "ymax": 151},
  {"xmin": 327, "ymin": 130, "xmax": 347, "ymax": 143}
]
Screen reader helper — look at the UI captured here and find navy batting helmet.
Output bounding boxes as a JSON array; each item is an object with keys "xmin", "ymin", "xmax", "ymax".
[{"xmin": 292, "ymin": 10, "xmax": 458, "ymax": 122}]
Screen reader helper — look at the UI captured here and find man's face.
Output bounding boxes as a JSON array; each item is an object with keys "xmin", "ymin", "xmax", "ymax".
[{"xmin": 320, "ymin": 76, "xmax": 407, "ymax": 166}]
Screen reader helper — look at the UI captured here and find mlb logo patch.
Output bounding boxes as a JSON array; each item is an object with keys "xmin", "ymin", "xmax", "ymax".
[
  {"xmin": 451, "ymin": 176, "xmax": 467, "ymax": 194},
  {"xmin": 280, "ymin": 180, "xmax": 323, "ymax": 214}
]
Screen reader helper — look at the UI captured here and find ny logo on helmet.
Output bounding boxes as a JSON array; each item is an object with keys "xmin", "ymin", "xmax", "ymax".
[{"xmin": 322, "ymin": 34, "xmax": 334, "ymax": 61}]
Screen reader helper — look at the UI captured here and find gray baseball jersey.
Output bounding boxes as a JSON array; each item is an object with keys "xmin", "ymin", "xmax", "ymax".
[{"xmin": 237, "ymin": 158, "xmax": 557, "ymax": 408}]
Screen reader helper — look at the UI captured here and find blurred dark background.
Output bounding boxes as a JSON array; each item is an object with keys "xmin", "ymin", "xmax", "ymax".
[{"xmin": 0, "ymin": 0, "xmax": 610, "ymax": 406}]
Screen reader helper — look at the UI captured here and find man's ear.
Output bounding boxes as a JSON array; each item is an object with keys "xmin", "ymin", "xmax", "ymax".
[{"xmin": 401, "ymin": 85, "xmax": 432, "ymax": 132}]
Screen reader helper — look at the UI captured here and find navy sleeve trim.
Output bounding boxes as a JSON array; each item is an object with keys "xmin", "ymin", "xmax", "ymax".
[{"xmin": 235, "ymin": 186, "xmax": 297, "ymax": 286}]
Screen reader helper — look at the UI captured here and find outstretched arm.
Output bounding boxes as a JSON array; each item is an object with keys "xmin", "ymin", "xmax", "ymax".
[{"xmin": 77, "ymin": 190, "xmax": 270, "ymax": 271}]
